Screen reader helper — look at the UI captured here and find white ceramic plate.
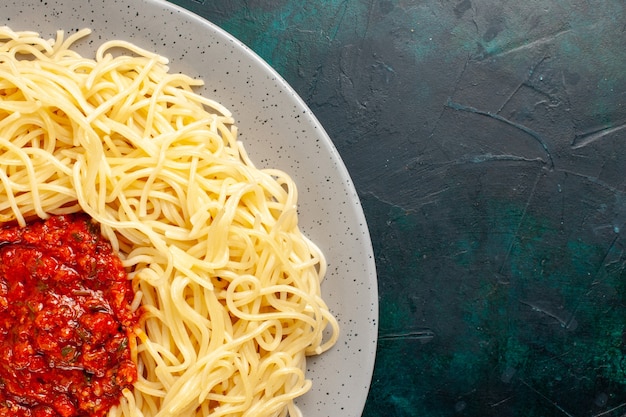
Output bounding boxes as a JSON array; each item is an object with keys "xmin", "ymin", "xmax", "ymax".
[{"xmin": 0, "ymin": 1, "xmax": 378, "ymax": 416}]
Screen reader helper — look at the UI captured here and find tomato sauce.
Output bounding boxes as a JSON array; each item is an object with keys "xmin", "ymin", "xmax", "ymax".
[{"xmin": 0, "ymin": 214, "xmax": 138, "ymax": 417}]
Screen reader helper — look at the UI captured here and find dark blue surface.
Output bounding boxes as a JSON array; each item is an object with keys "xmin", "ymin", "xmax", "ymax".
[{"xmin": 171, "ymin": 1, "xmax": 626, "ymax": 416}]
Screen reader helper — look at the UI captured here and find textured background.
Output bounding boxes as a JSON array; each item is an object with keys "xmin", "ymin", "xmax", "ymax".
[{"xmin": 170, "ymin": 1, "xmax": 626, "ymax": 416}]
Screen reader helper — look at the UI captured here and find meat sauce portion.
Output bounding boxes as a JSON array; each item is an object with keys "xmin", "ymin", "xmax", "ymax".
[{"xmin": 0, "ymin": 214, "xmax": 138, "ymax": 417}]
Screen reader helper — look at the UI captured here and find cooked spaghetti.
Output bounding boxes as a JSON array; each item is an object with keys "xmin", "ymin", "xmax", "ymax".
[{"xmin": 0, "ymin": 27, "xmax": 339, "ymax": 417}]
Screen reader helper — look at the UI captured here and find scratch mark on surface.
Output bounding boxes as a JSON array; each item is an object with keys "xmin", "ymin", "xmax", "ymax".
[
  {"xmin": 379, "ymin": 329, "xmax": 435, "ymax": 343},
  {"xmin": 305, "ymin": 63, "xmax": 324, "ymax": 103},
  {"xmin": 519, "ymin": 379, "xmax": 575, "ymax": 417},
  {"xmin": 571, "ymin": 121, "xmax": 626, "ymax": 149},
  {"xmin": 496, "ymin": 80, "xmax": 525, "ymax": 115},
  {"xmin": 470, "ymin": 154, "xmax": 546, "ymax": 164},
  {"xmin": 361, "ymin": 0, "xmax": 375, "ymax": 42},
  {"xmin": 403, "ymin": 185, "xmax": 453, "ymax": 211},
  {"xmin": 329, "ymin": 0, "xmax": 349, "ymax": 42},
  {"xmin": 429, "ymin": 54, "xmax": 472, "ymax": 140},
  {"xmin": 556, "ymin": 169, "xmax": 624, "ymax": 195},
  {"xmin": 446, "ymin": 99, "xmax": 554, "ymax": 168},
  {"xmin": 499, "ymin": 170, "xmax": 542, "ymax": 276},
  {"xmin": 496, "ymin": 56, "xmax": 548, "ymax": 114},
  {"xmin": 490, "ymin": 395, "xmax": 514, "ymax": 408},
  {"xmin": 591, "ymin": 401, "xmax": 626, "ymax": 417},
  {"xmin": 479, "ymin": 27, "xmax": 572, "ymax": 60},
  {"xmin": 450, "ymin": 54, "xmax": 472, "ymax": 101},
  {"xmin": 363, "ymin": 190, "xmax": 417, "ymax": 214},
  {"xmin": 518, "ymin": 299, "xmax": 577, "ymax": 330}
]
